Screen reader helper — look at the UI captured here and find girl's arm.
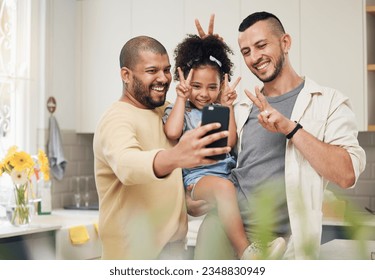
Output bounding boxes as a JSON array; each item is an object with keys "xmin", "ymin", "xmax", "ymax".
[
  {"xmin": 164, "ymin": 96, "xmax": 187, "ymax": 140},
  {"xmin": 163, "ymin": 68, "xmax": 193, "ymax": 140},
  {"xmin": 220, "ymin": 74, "xmax": 241, "ymax": 148}
]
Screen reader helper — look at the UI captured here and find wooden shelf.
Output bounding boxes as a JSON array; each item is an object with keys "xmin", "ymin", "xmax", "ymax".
[
  {"xmin": 368, "ymin": 125, "xmax": 375, "ymax": 131},
  {"xmin": 367, "ymin": 6, "xmax": 375, "ymax": 14},
  {"xmin": 369, "ymin": 64, "xmax": 375, "ymax": 71}
]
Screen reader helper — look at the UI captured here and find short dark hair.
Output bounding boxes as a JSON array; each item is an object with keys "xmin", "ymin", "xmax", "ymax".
[
  {"xmin": 119, "ymin": 36, "xmax": 167, "ymax": 69},
  {"xmin": 239, "ymin": 11, "xmax": 285, "ymax": 35}
]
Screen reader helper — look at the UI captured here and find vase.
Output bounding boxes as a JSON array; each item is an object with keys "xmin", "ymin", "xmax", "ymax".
[{"xmin": 6, "ymin": 183, "xmax": 32, "ymax": 227}]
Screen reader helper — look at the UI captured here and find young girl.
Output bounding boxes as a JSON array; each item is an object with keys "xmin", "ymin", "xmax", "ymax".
[{"xmin": 163, "ymin": 35, "xmax": 285, "ymax": 259}]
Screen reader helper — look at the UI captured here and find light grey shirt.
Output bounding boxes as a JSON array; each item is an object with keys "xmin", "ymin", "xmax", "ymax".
[{"xmin": 230, "ymin": 81, "xmax": 304, "ymax": 236}]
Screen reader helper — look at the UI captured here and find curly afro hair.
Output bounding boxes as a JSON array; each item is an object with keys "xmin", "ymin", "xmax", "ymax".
[{"xmin": 173, "ymin": 34, "xmax": 234, "ymax": 82}]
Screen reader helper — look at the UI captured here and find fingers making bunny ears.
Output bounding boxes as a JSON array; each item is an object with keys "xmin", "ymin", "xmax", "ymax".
[{"xmin": 195, "ymin": 14, "xmax": 224, "ymax": 41}]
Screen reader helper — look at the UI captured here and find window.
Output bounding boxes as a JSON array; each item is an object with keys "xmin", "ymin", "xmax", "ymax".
[
  {"xmin": 0, "ymin": 0, "xmax": 33, "ymax": 156},
  {"xmin": 0, "ymin": 0, "xmax": 33, "ymax": 195}
]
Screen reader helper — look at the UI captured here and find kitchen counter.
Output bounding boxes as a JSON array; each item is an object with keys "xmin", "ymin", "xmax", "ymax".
[
  {"xmin": 188, "ymin": 212, "xmax": 375, "ymax": 252},
  {"xmin": 320, "ymin": 239, "xmax": 375, "ymax": 260},
  {"xmin": 1, "ymin": 209, "xmax": 374, "ymax": 259},
  {"xmin": 0, "ymin": 209, "xmax": 100, "ymax": 260},
  {"xmin": 322, "ymin": 212, "xmax": 375, "ymax": 243},
  {"xmin": 0, "ymin": 220, "xmax": 61, "ymax": 239},
  {"xmin": 0, "ymin": 209, "xmax": 99, "ymax": 238}
]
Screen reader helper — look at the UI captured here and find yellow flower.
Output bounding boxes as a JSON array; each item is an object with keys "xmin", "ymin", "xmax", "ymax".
[
  {"xmin": 1, "ymin": 146, "xmax": 50, "ymax": 184},
  {"xmin": 0, "ymin": 161, "xmax": 4, "ymax": 176},
  {"xmin": 6, "ymin": 145, "xmax": 18, "ymax": 157},
  {"xmin": 2, "ymin": 156, "xmax": 14, "ymax": 173},
  {"xmin": 38, "ymin": 149, "xmax": 50, "ymax": 181},
  {"xmin": 9, "ymin": 151, "xmax": 35, "ymax": 172}
]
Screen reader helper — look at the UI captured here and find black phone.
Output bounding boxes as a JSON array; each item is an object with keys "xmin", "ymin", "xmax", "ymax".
[{"xmin": 201, "ymin": 104, "xmax": 229, "ymax": 160}]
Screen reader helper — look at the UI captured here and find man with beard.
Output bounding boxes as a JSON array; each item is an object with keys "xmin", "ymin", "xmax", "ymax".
[
  {"xmin": 93, "ymin": 36, "xmax": 230, "ymax": 259},
  {"xmin": 191, "ymin": 12, "xmax": 366, "ymax": 259}
]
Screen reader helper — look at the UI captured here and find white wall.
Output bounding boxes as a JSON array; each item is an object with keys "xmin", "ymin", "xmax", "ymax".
[
  {"xmin": 47, "ymin": 0, "xmax": 302, "ymax": 131},
  {"xmin": 44, "ymin": 0, "xmax": 367, "ymax": 132}
]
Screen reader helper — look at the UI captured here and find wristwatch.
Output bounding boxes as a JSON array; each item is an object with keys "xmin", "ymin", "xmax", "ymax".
[{"xmin": 286, "ymin": 122, "xmax": 303, "ymax": 139}]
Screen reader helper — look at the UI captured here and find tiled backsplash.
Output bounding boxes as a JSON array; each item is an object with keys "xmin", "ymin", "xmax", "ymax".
[
  {"xmin": 49, "ymin": 131, "xmax": 96, "ymax": 209},
  {"xmin": 50, "ymin": 131, "xmax": 375, "ymax": 213},
  {"xmin": 327, "ymin": 131, "xmax": 375, "ymax": 213}
]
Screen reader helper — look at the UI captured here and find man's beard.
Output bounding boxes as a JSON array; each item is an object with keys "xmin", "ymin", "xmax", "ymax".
[
  {"xmin": 253, "ymin": 51, "xmax": 285, "ymax": 83},
  {"xmin": 132, "ymin": 76, "xmax": 169, "ymax": 109}
]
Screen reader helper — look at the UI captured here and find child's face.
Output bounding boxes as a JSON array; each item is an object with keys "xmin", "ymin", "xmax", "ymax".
[{"xmin": 189, "ymin": 66, "xmax": 221, "ymax": 109}]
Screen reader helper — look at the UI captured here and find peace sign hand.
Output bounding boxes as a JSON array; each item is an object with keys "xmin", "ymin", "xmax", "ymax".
[
  {"xmin": 195, "ymin": 14, "xmax": 224, "ymax": 41},
  {"xmin": 220, "ymin": 74, "xmax": 241, "ymax": 107},
  {"xmin": 244, "ymin": 87, "xmax": 295, "ymax": 135},
  {"xmin": 176, "ymin": 67, "xmax": 193, "ymax": 100}
]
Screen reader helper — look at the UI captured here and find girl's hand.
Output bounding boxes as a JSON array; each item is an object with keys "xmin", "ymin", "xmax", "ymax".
[
  {"xmin": 195, "ymin": 14, "xmax": 224, "ymax": 41},
  {"xmin": 176, "ymin": 67, "xmax": 193, "ymax": 100},
  {"xmin": 220, "ymin": 74, "xmax": 241, "ymax": 107}
]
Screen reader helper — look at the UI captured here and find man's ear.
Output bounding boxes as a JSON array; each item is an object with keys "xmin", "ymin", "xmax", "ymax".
[
  {"xmin": 281, "ymin": 34, "xmax": 292, "ymax": 54},
  {"xmin": 121, "ymin": 67, "xmax": 131, "ymax": 83}
]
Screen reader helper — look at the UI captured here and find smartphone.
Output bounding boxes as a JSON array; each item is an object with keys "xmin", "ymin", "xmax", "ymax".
[{"xmin": 201, "ymin": 104, "xmax": 229, "ymax": 160}]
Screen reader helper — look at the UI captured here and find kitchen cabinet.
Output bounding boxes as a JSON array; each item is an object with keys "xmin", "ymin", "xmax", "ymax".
[
  {"xmin": 0, "ymin": 231, "xmax": 56, "ymax": 260},
  {"xmin": 76, "ymin": 0, "xmax": 131, "ymax": 133},
  {"xmin": 300, "ymin": 0, "xmax": 367, "ymax": 131},
  {"xmin": 367, "ymin": 2, "xmax": 375, "ymax": 130},
  {"xmin": 0, "ymin": 220, "xmax": 59, "ymax": 259},
  {"xmin": 76, "ymin": 0, "xmax": 185, "ymax": 133}
]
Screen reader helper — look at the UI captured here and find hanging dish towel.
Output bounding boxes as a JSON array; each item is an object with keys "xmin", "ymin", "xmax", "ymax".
[{"xmin": 47, "ymin": 115, "xmax": 67, "ymax": 180}]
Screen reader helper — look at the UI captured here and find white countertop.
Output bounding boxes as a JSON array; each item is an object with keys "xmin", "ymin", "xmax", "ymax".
[
  {"xmin": 1, "ymin": 209, "xmax": 374, "ymax": 260},
  {"xmin": 320, "ymin": 239, "xmax": 375, "ymax": 260},
  {"xmin": 0, "ymin": 221, "xmax": 61, "ymax": 239},
  {"xmin": 2, "ymin": 208, "xmax": 374, "ymax": 255},
  {"xmin": 0, "ymin": 209, "xmax": 99, "ymax": 239}
]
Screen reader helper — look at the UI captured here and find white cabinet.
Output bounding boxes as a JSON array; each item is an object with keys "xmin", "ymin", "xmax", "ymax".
[
  {"xmin": 76, "ymin": 0, "xmax": 131, "ymax": 133},
  {"xmin": 131, "ymin": 0, "xmax": 184, "ymax": 105},
  {"xmin": 366, "ymin": 0, "xmax": 375, "ymax": 130},
  {"xmin": 76, "ymin": 0, "xmax": 184, "ymax": 132},
  {"xmin": 300, "ymin": 0, "xmax": 366, "ymax": 131}
]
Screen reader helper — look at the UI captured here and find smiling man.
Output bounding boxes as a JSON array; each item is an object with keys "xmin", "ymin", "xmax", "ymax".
[
  {"xmin": 93, "ymin": 36, "xmax": 231, "ymax": 259},
  {"xmin": 192, "ymin": 12, "xmax": 366, "ymax": 260}
]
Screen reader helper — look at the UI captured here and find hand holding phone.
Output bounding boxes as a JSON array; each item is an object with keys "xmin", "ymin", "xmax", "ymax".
[{"xmin": 201, "ymin": 104, "xmax": 229, "ymax": 160}]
